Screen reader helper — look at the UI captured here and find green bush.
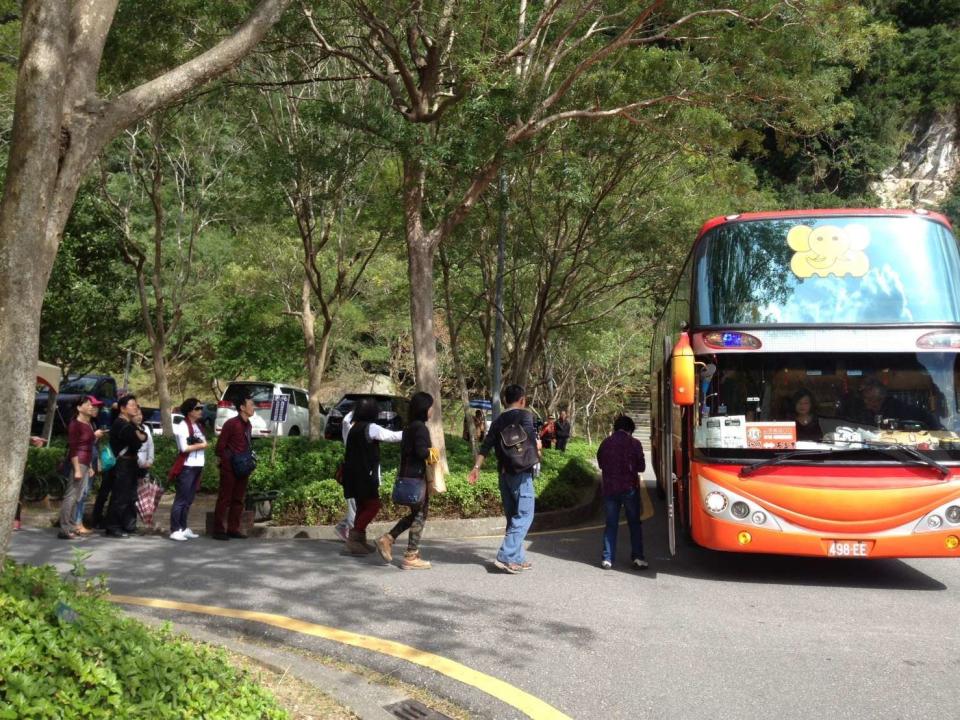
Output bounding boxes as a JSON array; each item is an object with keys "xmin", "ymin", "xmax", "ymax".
[
  {"xmin": 23, "ymin": 446, "xmax": 65, "ymax": 485},
  {"xmin": 266, "ymin": 435, "xmax": 598, "ymax": 524},
  {"xmin": 0, "ymin": 558, "xmax": 287, "ymax": 719}
]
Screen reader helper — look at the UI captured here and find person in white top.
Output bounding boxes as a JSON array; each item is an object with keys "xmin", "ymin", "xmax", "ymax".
[
  {"xmin": 169, "ymin": 398, "xmax": 208, "ymax": 541},
  {"xmin": 333, "ymin": 409, "xmax": 356, "ymax": 542}
]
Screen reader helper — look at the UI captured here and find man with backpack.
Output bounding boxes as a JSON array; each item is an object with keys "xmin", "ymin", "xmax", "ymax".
[{"xmin": 468, "ymin": 384, "xmax": 542, "ymax": 574}]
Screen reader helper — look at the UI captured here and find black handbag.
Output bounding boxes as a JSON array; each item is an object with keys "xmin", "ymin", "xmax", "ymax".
[
  {"xmin": 392, "ymin": 476, "xmax": 425, "ymax": 505},
  {"xmin": 231, "ymin": 450, "xmax": 257, "ymax": 477}
]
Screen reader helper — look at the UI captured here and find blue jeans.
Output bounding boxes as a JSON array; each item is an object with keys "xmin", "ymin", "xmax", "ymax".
[
  {"xmin": 602, "ymin": 488, "xmax": 645, "ymax": 563},
  {"xmin": 170, "ymin": 466, "xmax": 203, "ymax": 532},
  {"xmin": 498, "ymin": 472, "xmax": 535, "ymax": 564}
]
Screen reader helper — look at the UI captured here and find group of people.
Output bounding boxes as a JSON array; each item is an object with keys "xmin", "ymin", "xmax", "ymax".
[
  {"xmin": 39, "ymin": 393, "xmax": 253, "ymax": 543},
  {"xmin": 29, "ymin": 384, "xmax": 651, "ymax": 575}
]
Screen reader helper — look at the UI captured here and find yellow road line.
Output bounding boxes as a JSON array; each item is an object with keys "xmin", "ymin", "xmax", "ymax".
[{"xmin": 109, "ymin": 594, "xmax": 572, "ymax": 720}]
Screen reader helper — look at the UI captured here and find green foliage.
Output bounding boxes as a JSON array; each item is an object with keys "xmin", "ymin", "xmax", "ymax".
[
  {"xmin": 0, "ymin": 559, "xmax": 287, "ymax": 719},
  {"xmin": 23, "ymin": 446, "xmax": 66, "ymax": 486},
  {"xmin": 263, "ymin": 436, "xmax": 598, "ymax": 524}
]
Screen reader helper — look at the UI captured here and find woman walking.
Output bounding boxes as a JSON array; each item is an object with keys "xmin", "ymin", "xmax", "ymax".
[
  {"xmin": 376, "ymin": 392, "xmax": 434, "ymax": 570},
  {"xmin": 60, "ymin": 397, "xmax": 106, "ymax": 540},
  {"xmin": 342, "ymin": 398, "xmax": 402, "ymax": 555},
  {"xmin": 170, "ymin": 398, "xmax": 208, "ymax": 541}
]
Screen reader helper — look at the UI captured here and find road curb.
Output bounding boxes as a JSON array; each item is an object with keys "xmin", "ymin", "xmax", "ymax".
[
  {"xmin": 247, "ymin": 478, "xmax": 601, "ymax": 540},
  {"xmin": 126, "ymin": 610, "xmax": 406, "ymax": 720}
]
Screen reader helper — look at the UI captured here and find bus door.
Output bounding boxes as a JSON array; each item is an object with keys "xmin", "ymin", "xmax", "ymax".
[{"xmin": 661, "ymin": 336, "xmax": 677, "ymax": 557}]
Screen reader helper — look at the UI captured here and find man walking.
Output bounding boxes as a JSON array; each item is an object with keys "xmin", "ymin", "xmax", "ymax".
[
  {"xmin": 214, "ymin": 395, "xmax": 255, "ymax": 540},
  {"xmin": 596, "ymin": 415, "xmax": 648, "ymax": 570},
  {"xmin": 104, "ymin": 395, "xmax": 148, "ymax": 538},
  {"xmin": 468, "ymin": 384, "xmax": 541, "ymax": 574}
]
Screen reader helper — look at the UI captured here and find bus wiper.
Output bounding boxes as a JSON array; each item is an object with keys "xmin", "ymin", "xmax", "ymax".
[
  {"xmin": 857, "ymin": 442, "xmax": 950, "ymax": 479},
  {"xmin": 739, "ymin": 449, "xmax": 837, "ymax": 478}
]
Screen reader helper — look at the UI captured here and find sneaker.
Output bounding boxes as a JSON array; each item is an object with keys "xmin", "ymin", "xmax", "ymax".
[
  {"xmin": 601, "ymin": 560, "xmax": 612, "ymax": 570},
  {"xmin": 518, "ymin": 561, "xmax": 533, "ymax": 571},
  {"xmin": 169, "ymin": 530, "xmax": 187, "ymax": 542},
  {"xmin": 333, "ymin": 523, "xmax": 350, "ymax": 543},
  {"xmin": 182, "ymin": 528, "xmax": 199, "ymax": 539},
  {"xmin": 493, "ymin": 559, "xmax": 521, "ymax": 575},
  {"xmin": 632, "ymin": 558, "xmax": 649, "ymax": 570},
  {"xmin": 401, "ymin": 553, "xmax": 432, "ymax": 570}
]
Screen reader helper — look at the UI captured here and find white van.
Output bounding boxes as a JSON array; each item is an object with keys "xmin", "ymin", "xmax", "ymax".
[{"xmin": 215, "ymin": 381, "xmax": 319, "ymax": 438}]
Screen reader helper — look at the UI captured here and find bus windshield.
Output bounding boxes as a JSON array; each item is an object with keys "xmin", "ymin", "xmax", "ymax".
[
  {"xmin": 694, "ymin": 216, "xmax": 960, "ymax": 325},
  {"xmin": 696, "ymin": 351, "xmax": 960, "ymax": 460}
]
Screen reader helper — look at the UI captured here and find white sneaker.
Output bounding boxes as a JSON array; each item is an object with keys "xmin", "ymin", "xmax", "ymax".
[
  {"xmin": 633, "ymin": 558, "xmax": 649, "ymax": 570},
  {"xmin": 169, "ymin": 530, "xmax": 187, "ymax": 542},
  {"xmin": 601, "ymin": 560, "xmax": 612, "ymax": 570},
  {"xmin": 182, "ymin": 528, "xmax": 199, "ymax": 539}
]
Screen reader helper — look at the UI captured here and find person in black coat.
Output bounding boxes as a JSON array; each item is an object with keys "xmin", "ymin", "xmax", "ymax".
[
  {"xmin": 376, "ymin": 392, "xmax": 434, "ymax": 569},
  {"xmin": 555, "ymin": 410, "xmax": 572, "ymax": 452}
]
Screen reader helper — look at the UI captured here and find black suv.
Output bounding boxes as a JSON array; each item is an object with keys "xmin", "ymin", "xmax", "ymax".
[
  {"xmin": 324, "ymin": 393, "xmax": 409, "ymax": 441},
  {"xmin": 33, "ymin": 373, "xmax": 118, "ymax": 435}
]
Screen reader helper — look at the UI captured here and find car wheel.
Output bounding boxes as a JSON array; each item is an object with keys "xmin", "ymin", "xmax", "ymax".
[{"xmin": 288, "ymin": 426, "xmax": 300, "ymax": 436}]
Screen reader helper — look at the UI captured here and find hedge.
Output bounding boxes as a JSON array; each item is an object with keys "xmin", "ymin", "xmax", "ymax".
[
  {"xmin": 24, "ymin": 434, "xmax": 599, "ymax": 524},
  {"xmin": 0, "ymin": 557, "xmax": 287, "ymax": 719}
]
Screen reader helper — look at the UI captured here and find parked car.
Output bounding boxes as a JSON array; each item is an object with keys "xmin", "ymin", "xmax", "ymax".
[
  {"xmin": 324, "ymin": 393, "xmax": 409, "ymax": 441},
  {"xmin": 32, "ymin": 373, "xmax": 118, "ymax": 435},
  {"xmin": 215, "ymin": 381, "xmax": 317, "ymax": 438},
  {"xmin": 141, "ymin": 408, "xmax": 185, "ymax": 436}
]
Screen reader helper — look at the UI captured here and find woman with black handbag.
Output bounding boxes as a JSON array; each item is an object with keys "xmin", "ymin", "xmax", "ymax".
[{"xmin": 376, "ymin": 392, "xmax": 434, "ymax": 569}]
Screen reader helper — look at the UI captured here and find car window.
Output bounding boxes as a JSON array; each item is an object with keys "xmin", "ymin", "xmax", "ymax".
[
  {"xmin": 293, "ymin": 390, "xmax": 309, "ymax": 408},
  {"xmin": 100, "ymin": 380, "xmax": 116, "ymax": 399},
  {"xmin": 61, "ymin": 377, "xmax": 99, "ymax": 394},
  {"xmin": 224, "ymin": 383, "xmax": 273, "ymax": 403}
]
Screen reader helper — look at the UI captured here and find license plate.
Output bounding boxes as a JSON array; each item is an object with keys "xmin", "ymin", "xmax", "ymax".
[
  {"xmin": 36, "ymin": 413, "xmax": 46, "ymax": 422},
  {"xmin": 824, "ymin": 540, "xmax": 873, "ymax": 558}
]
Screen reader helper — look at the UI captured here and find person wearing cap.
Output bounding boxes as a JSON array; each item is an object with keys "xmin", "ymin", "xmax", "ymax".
[{"xmin": 59, "ymin": 396, "xmax": 106, "ymax": 539}]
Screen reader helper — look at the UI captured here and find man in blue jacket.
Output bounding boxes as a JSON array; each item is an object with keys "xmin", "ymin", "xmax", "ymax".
[{"xmin": 468, "ymin": 384, "xmax": 542, "ymax": 574}]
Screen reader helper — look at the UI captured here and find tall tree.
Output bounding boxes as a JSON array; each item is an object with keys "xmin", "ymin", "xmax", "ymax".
[
  {"xmin": 303, "ymin": 0, "xmax": 867, "ymax": 464},
  {"xmin": 0, "ymin": 0, "xmax": 293, "ymax": 558}
]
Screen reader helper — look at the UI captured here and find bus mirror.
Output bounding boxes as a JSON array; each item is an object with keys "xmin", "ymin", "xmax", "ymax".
[{"xmin": 671, "ymin": 333, "xmax": 695, "ymax": 406}]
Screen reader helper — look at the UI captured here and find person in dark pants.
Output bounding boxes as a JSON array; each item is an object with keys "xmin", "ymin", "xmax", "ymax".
[
  {"xmin": 341, "ymin": 398, "xmax": 403, "ymax": 555},
  {"xmin": 213, "ymin": 395, "xmax": 256, "ymax": 540},
  {"xmin": 596, "ymin": 415, "xmax": 647, "ymax": 570},
  {"xmin": 169, "ymin": 398, "xmax": 207, "ymax": 541},
  {"xmin": 104, "ymin": 395, "xmax": 147, "ymax": 538},
  {"xmin": 468, "ymin": 384, "xmax": 542, "ymax": 574},
  {"xmin": 555, "ymin": 410, "xmax": 571, "ymax": 452},
  {"xmin": 376, "ymin": 391, "xmax": 434, "ymax": 569}
]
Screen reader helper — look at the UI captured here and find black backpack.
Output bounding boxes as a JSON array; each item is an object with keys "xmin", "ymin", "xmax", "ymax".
[{"xmin": 498, "ymin": 411, "xmax": 539, "ymax": 473}]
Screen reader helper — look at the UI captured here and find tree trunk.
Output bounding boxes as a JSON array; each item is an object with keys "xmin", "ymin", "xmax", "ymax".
[
  {"xmin": 0, "ymin": 0, "xmax": 71, "ymax": 558},
  {"xmin": 301, "ymin": 275, "xmax": 333, "ymax": 440},
  {"xmin": 150, "ymin": 339, "xmax": 174, "ymax": 434},
  {"xmin": 403, "ymin": 157, "xmax": 447, "ymax": 467}
]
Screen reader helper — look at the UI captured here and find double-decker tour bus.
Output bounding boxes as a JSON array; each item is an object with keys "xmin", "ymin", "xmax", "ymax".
[{"xmin": 650, "ymin": 208, "xmax": 960, "ymax": 558}]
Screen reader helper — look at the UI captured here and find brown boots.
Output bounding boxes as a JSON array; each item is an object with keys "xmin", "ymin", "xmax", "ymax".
[
  {"xmin": 346, "ymin": 529, "xmax": 373, "ymax": 555},
  {"xmin": 401, "ymin": 551, "xmax": 432, "ymax": 570},
  {"xmin": 376, "ymin": 533, "xmax": 394, "ymax": 562}
]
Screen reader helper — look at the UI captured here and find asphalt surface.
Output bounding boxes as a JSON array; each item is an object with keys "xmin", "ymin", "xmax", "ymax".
[{"xmin": 10, "ymin": 474, "xmax": 960, "ymax": 720}]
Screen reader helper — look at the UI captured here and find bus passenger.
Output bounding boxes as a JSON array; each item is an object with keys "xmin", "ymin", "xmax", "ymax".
[
  {"xmin": 790, "ymin": 388, "xmax": 823, "ymax": 442},
  {"xmin": 844, "ymin": 378, "xmax": 939, "ymax": 430}
]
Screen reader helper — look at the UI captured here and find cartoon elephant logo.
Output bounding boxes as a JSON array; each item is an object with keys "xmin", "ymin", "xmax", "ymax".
[{"xmin": 787, "ymin": 224, "xmax": 870, "ymax": 278}]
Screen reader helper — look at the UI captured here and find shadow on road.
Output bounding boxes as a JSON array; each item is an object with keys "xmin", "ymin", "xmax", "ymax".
[{"xmin": 525, "ymin": 480, "xmax": 949, "ymax": 592}]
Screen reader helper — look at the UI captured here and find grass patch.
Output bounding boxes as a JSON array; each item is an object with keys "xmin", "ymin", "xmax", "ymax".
[{"xmin": 0, "ymin": 555, "xmax": 288, "ymax": 719}]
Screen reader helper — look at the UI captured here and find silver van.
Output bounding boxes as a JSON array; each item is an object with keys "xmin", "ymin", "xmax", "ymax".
[{"xmin": 215, "ymin": 381, "xmax": 319, "ymax": 438}]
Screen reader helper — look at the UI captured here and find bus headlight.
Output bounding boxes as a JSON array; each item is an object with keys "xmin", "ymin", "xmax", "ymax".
[
  {"xmin": 704, "ymin": 492, "xmax": 728, "ymax": 514},
  {"xmin": 752, "ymin": 511, "xmax": 768, "ymax": 526},
  {"xmin": 731, "ymin": 501, "xmax": 750, "ymax": 519},
  {"xmin": 927, "ymin": 515, "xmax": 943, "ymax": 530},
  {"xmin": 946, "ymin": 506, "xmax": 960, "ymax": 524}
]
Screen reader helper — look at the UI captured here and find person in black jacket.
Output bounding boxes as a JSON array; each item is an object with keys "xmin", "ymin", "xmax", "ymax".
[
  {"xmin": 376, "ymin": 391, "xmax": 434, "ymax": 569},
  {"xmin": 342, "ymin": 398, "xmax": 402, "ymax": 555},
  {"xmin": 555, "ymin": 410, "xmax": 572, "ymax": 452}
]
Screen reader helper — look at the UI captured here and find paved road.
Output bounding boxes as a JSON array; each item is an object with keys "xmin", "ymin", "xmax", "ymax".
[{"xmin": 10, "ymin": 477, "xmax": 960, "ymax": 720}]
